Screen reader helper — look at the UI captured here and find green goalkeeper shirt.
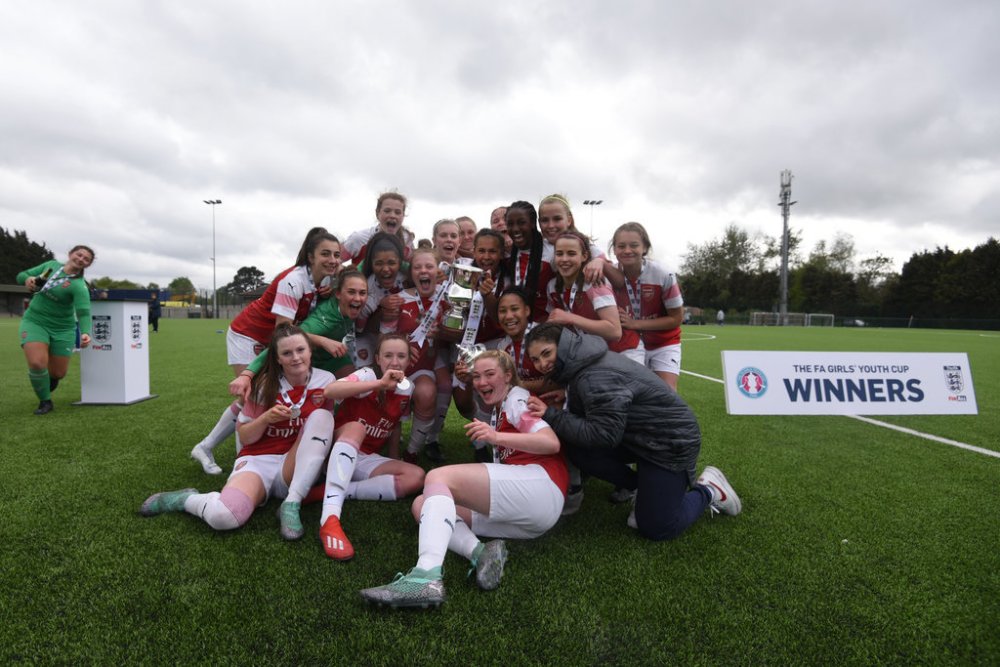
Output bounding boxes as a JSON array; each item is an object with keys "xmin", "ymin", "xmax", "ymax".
[
  {"xmin": 17, "ymin": 260, "xmax": 93, "ymax": 335},
  {"xmin": 246, "ymin": 297, "xmax": 353, "ymax": 375}
]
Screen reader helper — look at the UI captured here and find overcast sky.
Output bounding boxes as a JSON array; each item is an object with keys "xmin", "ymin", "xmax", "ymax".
[{"xmin": 3, "ymin": 1, "xmax": 998, "ymax": 292}]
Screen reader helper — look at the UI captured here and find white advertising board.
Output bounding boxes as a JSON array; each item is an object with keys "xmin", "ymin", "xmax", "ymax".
[
  {"xmin": 722, "ymin": 351, "xmax": 977, "ymax": 415},
  {"xmin": 77, "ymin": 300, "xmax": 156, "ymax": 405}
]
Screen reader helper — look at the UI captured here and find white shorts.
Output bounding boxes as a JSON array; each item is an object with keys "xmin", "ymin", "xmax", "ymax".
[
  {"xmin": 645, "ymin": 343, "xmax": 681, "ymax": 375},
  {"xmin": 410, "ymin": 368, "xmax": 435, "ymax": 382},
  {"xmin": 229, "ymin": 453, "xmax": 290, "ymax": 502},
  {"xmin": 619, "ymin": 344, "xmax": 645, "ymax": 366},
  {"xmin": 227, "ymin": 328, "xmax": 266, "ymax": 366},
  {"xmin": 352, "ymin": 451, "xmax": 394, "ymax": 480},
  {"xmin": 470, "ymin": 463, "xmax": 564, "ymax": 539}
]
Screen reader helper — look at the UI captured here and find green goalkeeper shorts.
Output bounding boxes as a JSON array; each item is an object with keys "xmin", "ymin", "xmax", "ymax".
[{"xmin": 19, "ymin": 319, "xmax": 77, "ymax": 357}]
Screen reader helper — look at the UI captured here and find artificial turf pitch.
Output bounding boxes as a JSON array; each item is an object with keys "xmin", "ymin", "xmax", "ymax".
[{"xmin": 1, "ymin": 319, "xmax": 997, "ymax": 665}]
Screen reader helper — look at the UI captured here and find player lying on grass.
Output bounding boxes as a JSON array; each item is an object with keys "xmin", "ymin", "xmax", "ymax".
[
  {"xmin": 315, "ymin": 334, "xmax": 425, "ymax": 561},
  {"xmin": 524, "ymin": 322, "xmax": 742, "ymax": 540},
  {"xmin": 141, "ymin": 324, "xmax": 335, "ymax": 537},
  {"xmin": 359, "ymin": 350, "xmax": 567, "ymax": 609}
]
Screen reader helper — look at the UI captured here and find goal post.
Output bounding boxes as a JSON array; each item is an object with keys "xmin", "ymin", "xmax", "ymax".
[
  {"xmin": 750, "ymin": 312, "xmax": 809, "ymax": 326},
  {"xmin": 805, "ymin": 313, "xmax": 835, "ymax": 327}
]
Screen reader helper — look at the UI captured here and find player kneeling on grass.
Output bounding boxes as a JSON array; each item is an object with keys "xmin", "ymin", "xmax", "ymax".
[
  {"xmin": 140, "ymin": 324, "xmax": 335, "ymax": 537},
  {"xmin": 524, "ymin": 322, "xmax": 741, "ymax": 540},
  {"xmin": 359, "ymin": 350, "xmax": 567, "ymax": 609},
  {"xmin": 317, "ymin": 334, "xmax": 426, "ymax": 561}
]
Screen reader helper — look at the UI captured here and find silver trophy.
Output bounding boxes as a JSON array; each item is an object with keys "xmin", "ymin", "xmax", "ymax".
[
  {"xmin": 440, "ymin": 259, "xmax": 483, "ymax": 333},
  {"xmin": 457, "ymin": 343, "xmax": 487, "ymax": 367}
]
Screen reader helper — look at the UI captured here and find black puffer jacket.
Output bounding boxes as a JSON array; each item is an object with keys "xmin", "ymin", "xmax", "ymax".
[{"xmin": 541, "ymin": 328, "xmax": 701, "ymax": 479}]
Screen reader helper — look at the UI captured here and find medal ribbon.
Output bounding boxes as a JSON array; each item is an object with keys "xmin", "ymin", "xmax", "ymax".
[
  {"xmin": 38, "ymin": 268, "xmax": 72, "ymax": 295},
  {"xmin": 458, "ymin": 290, "xmax": 485, "ymax": 348},
  {"xmin": 623, "ymin": 260, "xmax": 646, "ymax": 319},
  {"xmin": 279, "ymin": 372, "xmax": 312, "ymax": 418},
  {"xmin": 560, "ymin": 281, "xmax": 580, "ymax": 312},
  {"xmin": 410, "ymin": 275, "xmax": 451, "ymax": 347}
]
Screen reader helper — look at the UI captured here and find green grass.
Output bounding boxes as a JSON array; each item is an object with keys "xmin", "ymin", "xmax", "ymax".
[{"xmin": 1, "ymin": 319, "xmax": 997, "ymax": 665}]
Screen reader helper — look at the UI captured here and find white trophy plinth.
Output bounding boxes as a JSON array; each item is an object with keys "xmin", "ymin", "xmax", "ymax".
[{"xmin": 76, "ymin": 300, "xmax": 157, "ymax": 405}]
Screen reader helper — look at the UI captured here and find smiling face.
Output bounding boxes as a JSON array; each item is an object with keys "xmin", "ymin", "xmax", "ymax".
[
  {"xmin": 474, "ymin": 234, "xmax": 503, "ymax": 273},
  {"xmin": 376, "ymin": 197, "xmax": 406, "ymax": 235},
  {"xmin": 471, "ymin": 357, "xmax": 512, "ymax": 407},
  {"xmin": 554, "ymin": 236, "xmax": 589, "ymax": 282},
  {"xmin": 613, "ymin": 230, "xmax": 646, "ymax": 272},
  {"xmin": 337, "ymin": 276, "xmax": 369, "ymax": 320},
  {"xmin": 276, "ymin": 333, "xmax": 311, "ymax": 379},
  {"xmin": 309, "ymin": 239, "xmax": 342, "ymax": 279},
  {"xmin": 538, "ymin": 201, "xmax": 573, "ymax": 244},
  {"xmin": 506, "ymin": 208, "xmax": 534, "ymax": 250},
  {"xmin": 67, "ymin": 247, "xmax": 94, "ymax": 272},
  {"xmin": 458, "ymin": 219, "xmax": 477, "ymax": 255},
  {"xmin": 410, "ymin": 250, "xmax": 438, "ymax": 297},
  {"xmin": 433, "ymin": 222, "xmax": 460, "ymax": 263},
  {"xmin": 497, "ymin": 292, "xmax": 530, "ymax": 340},
  {"xmin": 527, "ymin": 339, "xmax": 558, "ymax": 376},
  {"xmin": 377, "ymin": 337, "xmax": 410, "ymax": 373},
  {"xmin": 370, "ymin": 249, "xmax": 401, "ymax": 288}
]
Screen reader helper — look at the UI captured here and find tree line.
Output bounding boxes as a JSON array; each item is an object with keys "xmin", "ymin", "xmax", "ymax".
[
  {"xmin": 3, "ymin": 226, "xmax": 267, "ymax": 302},
  {"xmin": 680, "ymin": 224, "xmax": 999, "ymax": 322}
]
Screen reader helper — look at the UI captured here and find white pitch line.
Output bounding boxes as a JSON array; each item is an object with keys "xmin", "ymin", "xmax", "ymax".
[
  {"xmin": 845, "ymin": 415, "xmax": 1000, "ymax": 459},
  {"xmin": 680, "ymin": 369, "xmax": 999, "ymax": 460}
]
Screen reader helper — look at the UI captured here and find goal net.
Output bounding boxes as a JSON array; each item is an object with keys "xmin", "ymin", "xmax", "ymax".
[
  {"xmin": 750, "ymin": 312, "xmax": 807, "ymax": 326},
  {"xmin": 805, "ymin": 313, "xmax": 835, "ymax": 327}
]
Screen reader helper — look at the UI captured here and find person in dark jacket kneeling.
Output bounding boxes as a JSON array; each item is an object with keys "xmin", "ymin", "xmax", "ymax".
[{"xmin": 524, "ymin": 322, "xmax": 741, "ymax": 540}]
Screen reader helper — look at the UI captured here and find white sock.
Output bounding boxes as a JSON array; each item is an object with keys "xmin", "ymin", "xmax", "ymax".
[
  {"xmin": 415, "ymin": 493, "xmax": 456, "ymax": 571},
  {"xmin": 406, "ymin": 415, "xmax": 434, "ymax": 454},
  {"xmin": 346, "ymin": 475, "xmax": 397, "ymax": 501},
  {"xmin": 447, "ymin": 516, "xmax": 481, "ymax": 561},
  {"xmin": 285, "ymin": 411, "xmax": 335, "ymax": 503},
  {"xmin": 197, "ymin": 402, "xmax": 240, "ymax": 450},
  {"xmin": 184, "ymin": 490, "xmax": 251, "ymax": 531},
  {"xmin": 320, "ymin": 440, "xmax": 359, "ymax": 523}
]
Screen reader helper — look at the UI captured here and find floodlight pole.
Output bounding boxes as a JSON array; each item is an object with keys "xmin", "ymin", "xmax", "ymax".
[
  {"xmin": 204, "ymin": 199, "xmax": 222, "ymax": 318},
  {"xmin": 582, "ymin": 199, "xmax": 603, "ymax": 238},
  {"xmin": 778, "ymin": 171, "xmax": 796, "ymax": 326}
]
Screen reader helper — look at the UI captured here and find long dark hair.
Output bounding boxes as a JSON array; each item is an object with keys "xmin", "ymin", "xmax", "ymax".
[
  {"xmin": 502, "ymin": 201, "xmax": 543, "ymax": 298},
  {"xmin": 250, "ymin": 323, "xmax": 311, "ymax": 407},
  {"xmin": 525, "ymin": 321, "xmax": 563, "ymax": 349},
  {"xmin": 294, "ymin": 227, "xmax": 340, "ymax": 267}
]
